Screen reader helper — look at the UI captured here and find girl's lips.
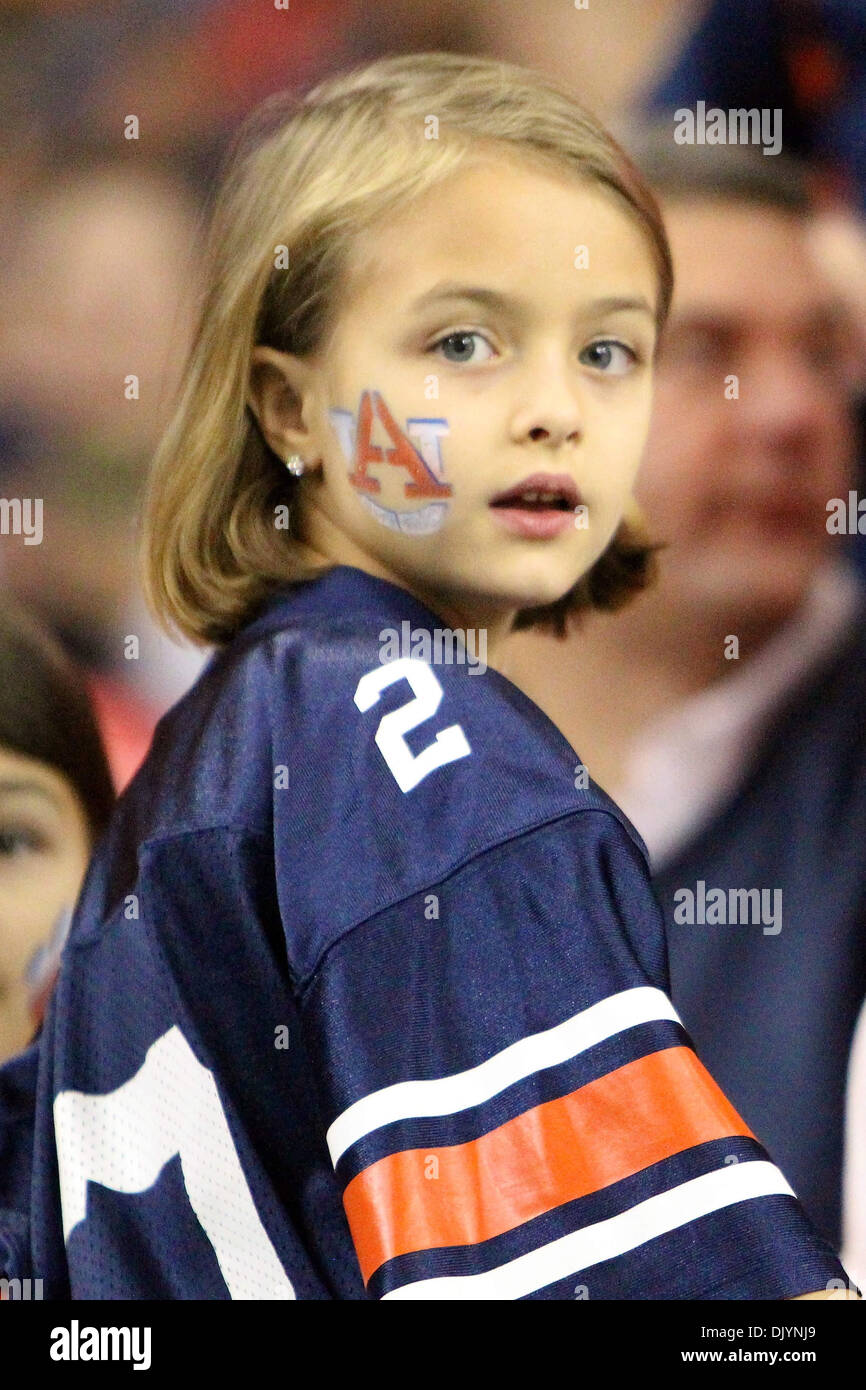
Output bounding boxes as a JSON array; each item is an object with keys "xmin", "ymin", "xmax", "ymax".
[
  {"xmin": 488, "ymin": 471, "xmax": 583, "ymax": 539},
  {"xmin": 490, "ymin": 471, "xmax": 582, "ymax": 509},
  {"xmin": 489, "ymin": 506, "xmax": 576, "ymax": 539}
]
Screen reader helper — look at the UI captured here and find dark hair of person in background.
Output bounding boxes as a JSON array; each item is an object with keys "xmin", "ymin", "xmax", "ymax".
[{"xmin": 0, "ymin": 596, "xmax": 116, "ymax": 845}]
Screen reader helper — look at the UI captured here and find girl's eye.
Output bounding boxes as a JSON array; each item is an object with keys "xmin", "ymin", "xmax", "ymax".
[
  {"xmin": 432, "ymin": 330, "xmax": 495, "ymax": 365},
  {"xmin": 579, "ymin": 339, "xmax": 637, "ymax": 375},
  {"xmin": 0, "ymin": 827, "xmax": 45, "ymax": 859}
]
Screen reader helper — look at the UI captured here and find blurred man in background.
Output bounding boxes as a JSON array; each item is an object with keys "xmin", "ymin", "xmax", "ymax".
[{"xmin": 503, "ymin": 141, "xmax": 866, "ymax": 1248}]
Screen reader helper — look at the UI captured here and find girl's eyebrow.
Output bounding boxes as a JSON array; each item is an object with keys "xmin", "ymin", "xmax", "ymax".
[{"xmin": 408, "ymin": 280, "xmax": 656, "ymax": 322}]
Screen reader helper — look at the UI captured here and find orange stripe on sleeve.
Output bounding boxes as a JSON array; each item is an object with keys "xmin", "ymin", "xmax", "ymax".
[{"xmin": 343, "ymin": 1045, "xmax": 753, "ymax": 1285}]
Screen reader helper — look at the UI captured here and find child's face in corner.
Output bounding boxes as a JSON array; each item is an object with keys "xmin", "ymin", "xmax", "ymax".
[
  {"xmin": 250, "ymin": 154, "xmax": 660, "ymax": 635},
  {"xmin": 0, "ymin": 744, "xmax": 91, "ymax": 1061}
]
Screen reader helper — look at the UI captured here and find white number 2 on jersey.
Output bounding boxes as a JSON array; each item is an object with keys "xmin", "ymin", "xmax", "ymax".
[{"xmin": 353, "ymin": 657, "xmax": 472, "ymax": 793}]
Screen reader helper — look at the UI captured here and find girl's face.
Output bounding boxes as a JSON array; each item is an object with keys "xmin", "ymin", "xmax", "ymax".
[
  {"xmin": 0, "ymin": 744, "xmax": 91, "ymax": 1060},
  {"xmin": 251, "ymin": 155, "xmax": 660, "ymax": 635}
]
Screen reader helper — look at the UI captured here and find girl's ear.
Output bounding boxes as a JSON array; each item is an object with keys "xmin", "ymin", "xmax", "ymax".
[{"xmin": 247, "ymin": 346, "xmax": 320, "ymax": 464}]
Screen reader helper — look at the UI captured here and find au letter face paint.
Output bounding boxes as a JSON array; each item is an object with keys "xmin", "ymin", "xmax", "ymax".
[{"xmin": 330, "ymin": 389, "xmax": 452, "ymax": 536}]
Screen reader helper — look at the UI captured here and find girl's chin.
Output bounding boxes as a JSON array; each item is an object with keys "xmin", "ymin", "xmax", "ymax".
[
  {"xmin": 491, "ymin": 561, "xmax": 590, "ymax": 608},
  {"xmin": 464, "ymin": 576, "xmax": 583, "ymax": 616},
  {"xmin": 393, "ymin": 548, "xmax": 592, "ymax": 617}
]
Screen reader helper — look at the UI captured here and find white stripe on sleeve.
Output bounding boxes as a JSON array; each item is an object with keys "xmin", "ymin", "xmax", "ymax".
[
  {"xmin": 382, "ymin": 1160, "xmax": 795, "ymax": 1300},
  {"xmin": 327, "ymin": 985, "xmax": 681, "ymax": 1166}
]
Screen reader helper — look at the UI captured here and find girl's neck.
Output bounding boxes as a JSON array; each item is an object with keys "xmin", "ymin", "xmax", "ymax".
[{"xmin": 291, "ymin": 524, "xmax": 516, "ymax": 669}]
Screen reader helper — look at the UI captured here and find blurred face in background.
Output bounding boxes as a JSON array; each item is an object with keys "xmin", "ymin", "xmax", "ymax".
[
  {"xmin": 636, "ymin": 198, "xmax": 857, "ymax": 632},
  {"xmin": 0, "ymin": 168, "xmax": 200, "ymax": 454},
  {"xmin": 0, "ymin": 745, "xmax": 91, "ymax": 1061}
]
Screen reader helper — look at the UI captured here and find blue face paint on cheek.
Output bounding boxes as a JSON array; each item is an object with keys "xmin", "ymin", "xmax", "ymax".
[{"xmin": 328, "ymin": 390, "xmax": 452, "ymax": 536}]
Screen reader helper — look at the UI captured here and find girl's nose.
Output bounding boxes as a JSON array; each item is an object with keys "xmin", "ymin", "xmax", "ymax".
[{"xmin": 511, "ymin": 355, "xmax": 585, "ymax": 447}]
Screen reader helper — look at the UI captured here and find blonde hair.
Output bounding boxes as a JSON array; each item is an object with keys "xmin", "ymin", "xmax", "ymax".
[{"xmin": 141, "ymin": 51, "xmax": 673, "ymax": 647}]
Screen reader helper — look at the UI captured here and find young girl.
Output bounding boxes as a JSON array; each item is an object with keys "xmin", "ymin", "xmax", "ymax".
[{"xmin": 0, "ymin": 52, "xmax": 854, "ymax": 1300}]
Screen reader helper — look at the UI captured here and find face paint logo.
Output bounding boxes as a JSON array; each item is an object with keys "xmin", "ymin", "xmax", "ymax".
[{"xmin": 329, "ymin": 390, "xmax": 452, "ymax": 536}]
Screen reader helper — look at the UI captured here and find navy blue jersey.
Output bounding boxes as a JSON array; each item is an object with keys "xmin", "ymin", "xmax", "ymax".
[{"xmin": 0, "ymin": 565, "xmax": 850, "ymax": 1298}]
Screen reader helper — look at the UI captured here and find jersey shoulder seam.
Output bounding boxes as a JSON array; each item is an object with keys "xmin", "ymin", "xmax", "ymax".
[{"xmin": 295, "ymin": 801, "xmax": 640, "ymax": 996}]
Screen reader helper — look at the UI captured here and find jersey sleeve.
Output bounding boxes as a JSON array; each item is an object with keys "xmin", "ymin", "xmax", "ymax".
[{"xmin": 298, "ymin": 808, "xmax": 849, "ymax": 1300}]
